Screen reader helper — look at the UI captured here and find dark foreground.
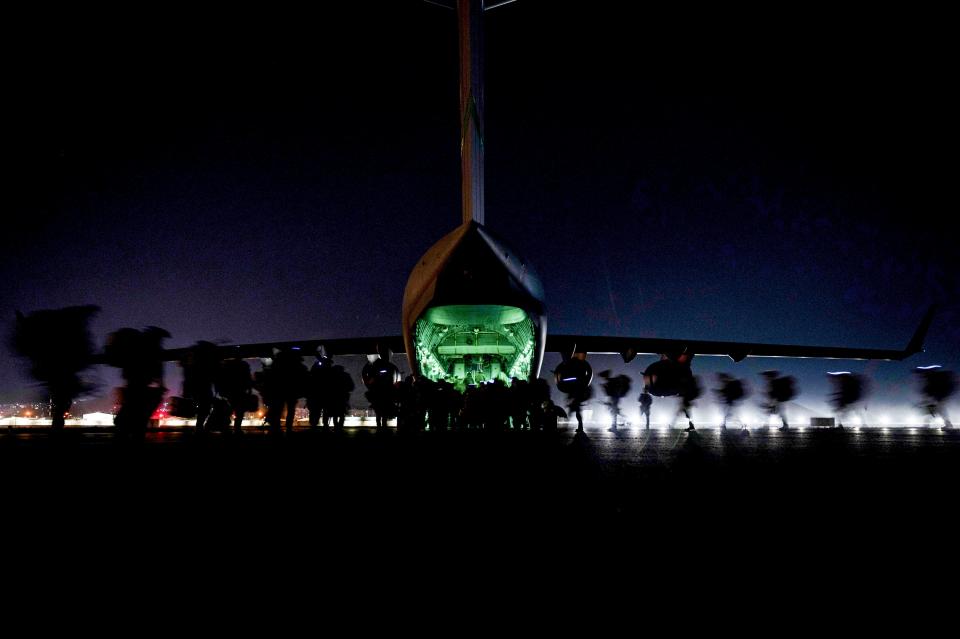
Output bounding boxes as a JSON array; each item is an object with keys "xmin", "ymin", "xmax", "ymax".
[{"xmin": 3, "ymin": 424, "xmax": 958, "ymax": 541}]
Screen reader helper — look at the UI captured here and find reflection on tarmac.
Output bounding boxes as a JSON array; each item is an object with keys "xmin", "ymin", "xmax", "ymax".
[{"xmin": 3, "ymin": 422, "xmax": 957, "ymax": 538}]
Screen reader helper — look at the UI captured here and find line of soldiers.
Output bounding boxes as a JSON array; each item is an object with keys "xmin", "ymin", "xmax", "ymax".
[
  {"xmin": 13, "ymin": 308, "xmax": 953, "ymax": 438},
  {"xmin": 178, "ymin": 345, "xmax": 355, "ymax": 435},
  {"xmin": 360, "ymin": 360, "xmax": 567, "ymax": 433},
  {"xmin": 177, "ymin": 346, "xmax": 574, "ymax": 435},
  {"xmin": 394, "ymin": 376, "xmax": 566, "ymax": 433},
  {"xmin": 175, "ymin": 344, "xmax": 956, "ymax": 435}
]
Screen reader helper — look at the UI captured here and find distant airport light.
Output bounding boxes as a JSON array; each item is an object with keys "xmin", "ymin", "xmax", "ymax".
[
  {"xmin": 827, "ymin": 371, "xmax": 852, "ymax": 376},
  {"xmin": 916, "ymin": 364, "xmax": 942, "ymax": 370}
]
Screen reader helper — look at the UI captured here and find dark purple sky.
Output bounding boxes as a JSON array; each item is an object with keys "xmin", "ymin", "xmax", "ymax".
[{"xmin": 3, "ymin": 2, "xmax": 957, "ymax": 412}]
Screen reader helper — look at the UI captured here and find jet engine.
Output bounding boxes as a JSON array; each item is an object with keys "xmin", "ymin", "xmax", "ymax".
[
  {"xmin": 361, "ymin": 358, "xmax": 401, "ymax": 388},
  {"xmin": 642, "ymin": 356, "xmax": 695, "ymax": 398},
  {"xmin": 555, "ymin": 356, "xmax": 593, "ymax": 395}
]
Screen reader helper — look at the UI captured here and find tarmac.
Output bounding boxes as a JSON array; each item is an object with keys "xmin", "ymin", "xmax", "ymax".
[{"xmin": 3, "ymin": 423, "xmax": 957, "ymax": 535}]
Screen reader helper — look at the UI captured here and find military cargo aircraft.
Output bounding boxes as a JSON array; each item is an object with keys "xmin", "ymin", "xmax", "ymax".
[{"xmin": 164, "ymin": 0, "xmax": 935, "ymax": 399}]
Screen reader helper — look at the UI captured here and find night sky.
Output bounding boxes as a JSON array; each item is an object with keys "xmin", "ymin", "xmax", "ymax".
[{"xmin": 3, "ymin": 2, "xmax": 957, "ymax": 417}]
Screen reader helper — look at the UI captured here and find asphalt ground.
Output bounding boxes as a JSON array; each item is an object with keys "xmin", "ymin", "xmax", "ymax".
[
  {"xmin": 4, "ymin": 422, "xmax": 959, "ymax": 617},
  {"xmin": 3, "ymin": 424, "xmax": 957, "ymax": 534}
]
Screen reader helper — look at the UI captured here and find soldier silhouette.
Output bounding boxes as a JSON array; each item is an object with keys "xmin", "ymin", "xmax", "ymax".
[
  {"xmin": 217, "ymin": 358, "xmax": 255, "ymax": 434},
  {"xmin": 761, "ymin": 370, "xmax": 797, "ymax": 431},
  {"xmin": 528, "ymin": 378, "xmax": 552, "ymax": 432},
  {"xmin": 362, "ymin": 355, "xmax": 399, "ymax": 430},
  {"xmin": 915, "ymin": 367, "xmax": 956, "ymax": 430},
  {"xmin": 715, "ymin": 373, "xmax": 748, "ymax": 430},
  {"xmin": 327, "ymin": 364, "xmax": 353, "ymax": 432},
  {"xmin": 430, "ymin": 378, "xmax": 456, "ymax": 432},
  {"xmin": 12, "ymin": 305, "xmax": 100, "ymax": 432},
  {"xmin": 181, "ymin": 341, "xmax": 221, "ymax": 435},
  {"xmin": 828, "ymin": 372, "xmax": 868, "ymax": 429},
  {"xmin": 106, "ymin": 326, "xmax": 170, "ymax": 439},
  {"xmin": 557, "ymin": 353, "xmax": 593, "ymax": 434},
  {"xmin": 273, "ymin": 348, "xmax": 308, "ymax": 433},
  {"xmin": 678, "ymin": 375, "xmax": 702, "ymax": 432},
  {"xmin": 396, "ymin": 375, "xmax": 416, "ymax": 433},
  {"xmin": 599, "ymin": 370, "xmax": 631, "ymax": 433},
  {"xmin": 567, "ymin": 385, "xmax": 593, "ymax": 434},
  {"xmin": 638, "ymin": 389, "xmax": 652, "ymax": 430},
  {"xmin": 254, "ymin": 355, "xmax": 282, "ymax": 433},
  {"xmin": 485, "ymin": 379, "xmax": 510, "ymax": 431},
  {"xmin": 508, "ymin": 378, "xmax": 530, "ymax": 431},
  {"xmin": 307, "ymin": 353, "xmax": 333, "ymax": 430}
]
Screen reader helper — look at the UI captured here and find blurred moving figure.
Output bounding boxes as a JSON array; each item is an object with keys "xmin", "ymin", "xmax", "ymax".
[
  {"xmin": 677, "ymin": 376, "xmax": 702, "ymax": 432},
  {"xmin": 828, "ymin": 372, "xmax": 869, "ymax": 429},
  {"xmin": 715, "ymin": 373, "xmax": 749, "ymax": 430},
  {"xmin": 556, "ymin": 353, "xmax": 593, "ymax": 434},
  {"xmin": 638, "ymin": 390, "xmax": 652, "ymax": 430},
  {"xmin": 915, "ymin": 366, "xmax": 955, "ymax": 430},
  {"xmin": 106, "ymin": 326, "xmax": 170, "ymax": 439},
  {"xmin": 760, "ymin": 370, "xmax": 797, "ymax": 431},
  {"xmin": 12, "ymin": 305, "xmax": 100, "ymax": 432},
  {"xmin": 599, "ymin": 370, "xmax": 631, "ymax": 433},
  {"xmin": 566, "ymin": 386, "xmax": 592, "ymax": 434},
  {"xmin": 181, "ymin": 341, "xmax": 221, "ymax": 434}
]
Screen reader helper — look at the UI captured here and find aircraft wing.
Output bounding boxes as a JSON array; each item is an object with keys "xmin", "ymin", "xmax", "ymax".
[
  {"xmin": 161, "ymin": 336, "xmax": 406, "ymax": 362},
  {"xmin": 547, "ymin": 306, "xmax": 936, "ymax": 363}
]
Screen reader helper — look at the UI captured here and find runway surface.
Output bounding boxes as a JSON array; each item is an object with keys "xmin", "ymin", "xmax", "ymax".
[{"xmin": 4, "ymin": 423, "xmax": 957, "ymax": 535}]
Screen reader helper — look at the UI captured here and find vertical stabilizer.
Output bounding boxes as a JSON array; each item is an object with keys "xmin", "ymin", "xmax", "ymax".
[{"xmin": 459, "ymin": 0, "xmax": 485, "ymax": 225}]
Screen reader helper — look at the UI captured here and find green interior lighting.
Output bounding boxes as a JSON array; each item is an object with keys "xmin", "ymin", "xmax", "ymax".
[{"xmin": 414, "ymin": 305, "xmax": 535, "ymax": 389}]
